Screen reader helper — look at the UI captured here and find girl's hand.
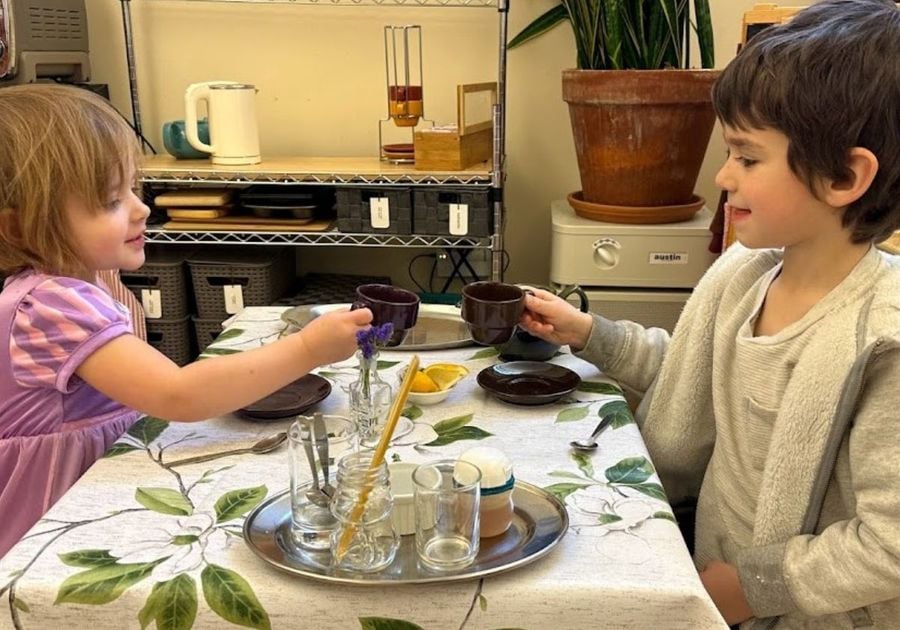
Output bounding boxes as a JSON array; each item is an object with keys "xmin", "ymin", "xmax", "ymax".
[
  {"xmin": 518, "ymin": 289, "xmax": 593, "ymax": 351},
  {"xmin": 699, "ymin": 561, "xmax": 753, "ymax": 624},
  {"xmin": 298, "ymin": 307, "xmax": 373, "ymax": 366}
]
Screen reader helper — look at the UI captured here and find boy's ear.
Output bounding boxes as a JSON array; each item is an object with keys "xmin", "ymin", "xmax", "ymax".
[{"xmin": 823, "ymin": 147, "xmax": 878, "ymax": 208}]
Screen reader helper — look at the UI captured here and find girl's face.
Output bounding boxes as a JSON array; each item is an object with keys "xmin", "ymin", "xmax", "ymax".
[
  {"xmin": 66, "ymin": 166, "xmax": 150, "ymax": 280},
  {"xmin": 714, "ymin": 124, "xmax": 846, "ymax": 252}
]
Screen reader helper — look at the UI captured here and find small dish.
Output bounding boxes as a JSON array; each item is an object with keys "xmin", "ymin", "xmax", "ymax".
[
  {"xmin": 238, "ymin": 374, "xmax": 332, "ymax": 421},
  {"xmin": 388, "ymin": 462, "xmax": 417, "ymax": 536},
  {"xmin": 401, "ymin": 363, "xmax": 470, "ymax": 406},
  {"xmin": 477, "ymin": 361, "xmax": 581, "ymax": 406}
]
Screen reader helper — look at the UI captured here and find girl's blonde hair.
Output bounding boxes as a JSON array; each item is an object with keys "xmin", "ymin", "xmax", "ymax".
[{"xmin": 0, "ymin": 84, "xmax": 142, "ymax": 277}]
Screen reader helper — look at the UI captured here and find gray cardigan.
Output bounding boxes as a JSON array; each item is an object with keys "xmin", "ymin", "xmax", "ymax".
[{"xmin": 577, "ymin": 244, "xmax": 900, "ymax": 629}]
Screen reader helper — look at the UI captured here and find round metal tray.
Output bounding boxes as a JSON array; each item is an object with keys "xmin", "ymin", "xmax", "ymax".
[{"xmin": 242, "ymin": 481, "xmax": 568, "ymax": 585}]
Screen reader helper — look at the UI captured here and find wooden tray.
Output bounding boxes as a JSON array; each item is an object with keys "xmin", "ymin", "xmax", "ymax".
[
  {"xmin": 154, "ymin": 189, "xmax": 233, "ymax": 207},
  {"xmin": 163, "ymin": 213, "xmax": 318, "ymax": 226},
  {"xmin": 166, "ymin": 207, "xmax": 233, "ymax": 220}
]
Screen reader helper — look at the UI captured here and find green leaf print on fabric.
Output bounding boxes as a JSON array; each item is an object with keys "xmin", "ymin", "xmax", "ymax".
[
  {"xmin": 597, "ymin": 513, "xmax": 623, "ymax": 525},
  {"xmin": 376, "ymin": 360, "xmax": 400, "ymax": 370},
  {"xmin": 652, "ymin": 511, "xmax": 677, "ymax": 522},
  {"xmin": 469, "ymin": 347, "xmax": 499, "ymax": 360},
  {"xmin": 138, "ymin": 574, "xmax": 198, "ymax": 630},
  {"xmin": 425, "ymin": 415, "xmax": 493, "ymax": 447},
  {"xmin": 629, "ymin": 483, "xmax": 668, "ymax": 502},
  {"xmin": 571, "ymin": 451, "xmax": 594, "ymax": 478},
  {"xmin": 199, "ymin": 348, "xmax": 243, "ymax": 358},
  {"xmin": 212, "ymin": 328, "xmax": 244, "ymax": 343},
  {"xmin": 402, "ymin": 405, "xmax": 423, "ymax": 421},
  {"xmin": 576, "ymin": 382, "xmax": 624, "ymax": 396},
  {"xmin": 128, "ymin": 417, "xmax": 170, "ymax": 446},
  {"xmin": 103, "ymin": 443, "xmax": 142, "ymax": 459},
  {"xmin": 201, "ymin": 564, "xmax": 271, "ymax": 630},
  {"xmin": 214, "ymin": 486, "xmax": 268, "ymax": 523},
  {"xmin": 135, "ymin": 488, "xmax": 194, "ymax": 516},
  {"xmin": 597, "ymin": 400, "xmax": 633, "ymax": 428},
  {"xmin": 359, "ymin": 618, "xmax": 425, "ymax": 630},
  {"xmin": 59, "ymin": 549, "xmax": 119, "ymax": 568},
  {"xmin": 556, "ymin": 406, "xmax": 590, "ymax": 423},
  {"xmin": 604, "ymin": 457, "xmax": 654, "ymax": 485},
  {"xmin": 543, "ymin": 482, "xmax": 592, "ymax": 503},
  {"xmin": 12, "ymin": 598, "xmax": 29, "ymax": 612},
  {"xmin": 55, "ymin": 558, "xmax": 167, "ymax": 605}
]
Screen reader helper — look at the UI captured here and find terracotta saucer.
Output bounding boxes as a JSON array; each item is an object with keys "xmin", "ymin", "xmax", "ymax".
[{"xmin": 567, "ymin": 191, "xmax": 705, "ymax": 224}]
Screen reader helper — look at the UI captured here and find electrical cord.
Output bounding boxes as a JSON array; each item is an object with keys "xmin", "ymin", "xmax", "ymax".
[{"xmin": 407, "ymin": 253, "xmax": 437, "ymax": 293}]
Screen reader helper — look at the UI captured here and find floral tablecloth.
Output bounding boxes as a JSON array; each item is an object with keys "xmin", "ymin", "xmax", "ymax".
[{"xmin": 0, "ymin": 307, "xmax": 727, "ymax": 630}]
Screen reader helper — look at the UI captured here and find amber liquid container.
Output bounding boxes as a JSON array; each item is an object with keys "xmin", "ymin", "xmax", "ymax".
[{"xmin": 389, "ymin": 85, "xmax": 423, "ymax": 127}]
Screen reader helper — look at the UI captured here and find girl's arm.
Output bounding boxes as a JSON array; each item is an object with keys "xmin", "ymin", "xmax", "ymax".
[{"xmin": 76, "ymin": 308, "xmax": 372, "ymax": 422}]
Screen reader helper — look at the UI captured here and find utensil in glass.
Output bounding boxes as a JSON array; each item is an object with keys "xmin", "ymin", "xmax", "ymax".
[
  {"xmin": 569, "ymin": 412, "xmax": 615, "ymax": 452},
  {"xmin": 165, "ymin": 431, "xmax": 287, "ymax": 468},
  {"xmin": 313, "ymin": 412, "xmax": 335, "ymax": 499},
  {"xmin": 301, "ymin": 418, "xmax": 330, "ymax": 508}
]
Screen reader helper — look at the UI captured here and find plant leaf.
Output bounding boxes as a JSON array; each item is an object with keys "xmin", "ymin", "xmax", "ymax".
[
  {"xmin": 478, "ymin": 594, "xmax": 488, "ymax": 611},
  {"xmin": 572, "ymin": 450, "xmax": 594, "ymax": 477},
  {"xmin": 598, "ymin": 513, "xmax": 623, "ymax": 525},
  {"xmin": 138, "ymin": 574, "xmax": 198, "ymax": 630},
  {"xmin": 212, "ymin": 327, "xmax": 243, "ymax": 343},
  {"xmin": 556, "ymin": 406, "xmax": 590, "ymax": 423},
  {"xmin": 13, "ymin": 597, "xmax": 29, "ymax": 612},
  {"xmin": 425, "ymin": 426, "xmax": 493, "ymax": 447},
  {"xmin": 605, "ymin": 456, "xmax": 654, "ymax": 485},
  {"xmin": 652, "ymin": 510, "xmax": 677, "ymax": 522},
  {"xmin": 629, "ymin": 482, "xmax": 668, "ymax": 502},
  {"xmin": 402, "ymin": 405, "xmax": 423, "ymax": 421},
  {"xmin": 576, "ymin": 381, "xmax": 624, "ymax": 396},
  {"xmin": 58, "ymin": 549, "xmax": 119, "ymax": 568},
  {"xmin": 55, "ymin": 558, "xmax": 166, "ymax": 605},
  {"xmin": 508, "ymin": 4, "xmax": 570, "ymax": 49},
  {"xmin": 199, "ymin": 348, "xmax": 243, "ymax": 357},
  {"xmin": 359, "ymin": 619, "xmax": 425, "ymax": 630},
  {"xmin": 543, "ymin": 482, "xmax": 591, "ymax": 503},
  {"xmin": 214, "ymin": 486, "xmax": 268, "ymax": 523},
  {"xmin": 597, "ymin": 399, "xmax": 633, "ymax": 428},
  {"xmin": 103, "ymin": 443, "xmax": 141, "ymax": 459},
  {"xmin": 468, "ymin": 347, "xmax": 499, "ymax": 360},
  {"xmin": 201, "ymin": 564, "xmax": 271, "ymax": 630},
  {"xmin": 127, "ymin": 417, "xmax": 169, "ymax": 446},
  {"xmin": 432, "ymin": 413, "xmax": 474, "ymax": 434},
  {"xmin": 376, "ymin": 360, "xmax": 400, "ymax": 370},
  {"xmin": 135, "ymin": 488, "xmax": 193, "ymax": 516}
]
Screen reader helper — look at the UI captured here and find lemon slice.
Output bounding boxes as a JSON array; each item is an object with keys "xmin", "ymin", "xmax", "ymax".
[
  {"xmin": 410, "ymin": 370, "xmax": 440, "ymax": 393},
  {"xmin": 423, "ymin": 364, "xmax": 469, "ymax": 391}
]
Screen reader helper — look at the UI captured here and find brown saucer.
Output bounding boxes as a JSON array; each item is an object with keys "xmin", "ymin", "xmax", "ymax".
[
  {"xmin": 477, "ymin": 361, "xmax": 581, "ymax": 406},
  {"xmin": 567, "ymin": 191, "xmax": 705, "ymax": 224},
  {"xmin": 383, "ymin": 143, "xmax": 414, "ymax": 153},
  {"xmin": 238, "ymin": 374, "xmax": 332, "ymax": 421}
]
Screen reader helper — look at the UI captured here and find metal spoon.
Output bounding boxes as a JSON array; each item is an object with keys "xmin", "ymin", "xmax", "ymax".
[
  {"xmin": 302, "ymin": 418, "xmax": 331, "ymax": 508},
  {"xmin": 570, "ymin": 413, "xmax": 615, "ymax": 452},
  {"xmin": 313, "ymin": 412, "xmax": 335, "ymax": 499},
  {"xmin": 165, "ymin": 432, "xmax": 287, "ymax": 468}
]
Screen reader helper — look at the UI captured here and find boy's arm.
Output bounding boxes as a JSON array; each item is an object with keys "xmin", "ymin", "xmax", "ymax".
[{"xmin": 737, "ymin": 345, "xmax": 900, "ymax": 618}]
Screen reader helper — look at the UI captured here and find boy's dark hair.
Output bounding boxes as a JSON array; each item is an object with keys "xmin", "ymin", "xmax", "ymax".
[{"xmin": 712, "ymin": 0, "xmax": 900, "ymax": 244}]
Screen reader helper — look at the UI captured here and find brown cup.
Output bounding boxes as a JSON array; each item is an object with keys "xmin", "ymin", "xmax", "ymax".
[
  {"xmin": 351, "ymin": 284, "xmax": 420, "ymax": 347},
  {"xmin": 460, "ymin": 282, "xmax": 527, "ymax": 346}
]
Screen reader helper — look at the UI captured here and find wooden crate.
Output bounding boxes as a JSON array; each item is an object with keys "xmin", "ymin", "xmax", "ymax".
[{"xmin": 414, "ymin": 83, "xmax": 496, "ymax": 171}]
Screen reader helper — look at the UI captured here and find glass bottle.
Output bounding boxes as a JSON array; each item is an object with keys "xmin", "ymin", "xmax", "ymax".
[
  {"xmin": 347, "ymin": 350, "xmax": 392, "ymax": 447},
  {"xmin": 330, "ymin": 453, "xmax": 399, "ymax": 572}
]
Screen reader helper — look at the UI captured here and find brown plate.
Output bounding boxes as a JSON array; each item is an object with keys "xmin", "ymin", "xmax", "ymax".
[
  {"xmin": 477, "ymin": 361, "xmax": 581, "ymax": 406},
  {"xmin": 382, "ymin": 143, "xmax": 414, "ymax": 153},
  {"xmin": 567, "ymin": 191, "xmax": 704, "ymax": 224},
  {"xmin": 238, "ymin": 374, "xmax": 332, "ymax": 421}
]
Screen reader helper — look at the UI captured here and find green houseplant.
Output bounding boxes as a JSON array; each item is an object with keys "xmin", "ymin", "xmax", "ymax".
[{"xmin": 511, "ymin": 0, "xmax": 719, "ymax": 221}]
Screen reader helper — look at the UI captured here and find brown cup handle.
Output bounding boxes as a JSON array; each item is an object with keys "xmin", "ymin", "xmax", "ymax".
[{"xmin": 557, "ymin": 284, "xmax": 590, "ymax": 313}]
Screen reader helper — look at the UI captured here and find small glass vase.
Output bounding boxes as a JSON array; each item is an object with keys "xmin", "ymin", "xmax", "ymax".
[{"xmin": 348, "ymin": 350, "xmax": 392, "ymax": 447}]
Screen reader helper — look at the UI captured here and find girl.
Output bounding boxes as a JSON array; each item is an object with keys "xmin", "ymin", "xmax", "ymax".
[{"xmin": 0, "ymin": 84, "xmax": 373, "ymax": 557}]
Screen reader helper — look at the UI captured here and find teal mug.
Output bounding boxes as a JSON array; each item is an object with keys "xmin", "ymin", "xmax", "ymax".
[
  {"xmin": 162, "ymin": 119, "xmax": 210, "ymax": 159},
  {"xmin": 498, "ymin": 284, "xmax": 589, "ymax": 361}
]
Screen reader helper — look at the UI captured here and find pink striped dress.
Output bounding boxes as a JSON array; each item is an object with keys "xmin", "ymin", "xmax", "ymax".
[{"xmin": 0, "ymin": 271, "xmax": 140, "ymax": 558}]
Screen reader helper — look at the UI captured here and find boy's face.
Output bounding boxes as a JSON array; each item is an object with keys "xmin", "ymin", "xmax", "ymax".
[
  {"xmin": 715, "ymin": 125, "xmax": 845, "ymax": 251},
  {"xmin": 65, "ymin": 166, "xmax": 150, "ymax": 280}
]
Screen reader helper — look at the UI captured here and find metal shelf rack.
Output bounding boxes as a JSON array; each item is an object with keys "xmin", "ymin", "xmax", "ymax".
[{"xmin": 124, "ymin": 0, "xmax": 508, "ymax": 281}]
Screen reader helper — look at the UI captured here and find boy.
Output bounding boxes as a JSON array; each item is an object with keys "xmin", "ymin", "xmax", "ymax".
[{"xmin": 520, "ymin": 0, "xmax": 900, "ymax": 626}]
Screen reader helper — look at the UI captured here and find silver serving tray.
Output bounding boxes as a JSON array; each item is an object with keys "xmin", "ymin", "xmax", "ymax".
[
  {"xmin": 281, "ymin": 303, "xmax": 474, "ymax": 351},
  {"xmin": 243, "ymin": 481, "xmax": 568, "ymax": 585}
]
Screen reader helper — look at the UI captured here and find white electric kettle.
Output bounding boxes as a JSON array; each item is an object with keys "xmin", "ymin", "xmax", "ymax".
[{"xmin": 184, "ymin": 81, "xmax": 261, "ymax": 165}]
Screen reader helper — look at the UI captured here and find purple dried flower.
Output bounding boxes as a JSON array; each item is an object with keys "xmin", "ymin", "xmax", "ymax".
[{"xmin": 356, "ymin": 323, "xmax": 394, "ymax": 359}]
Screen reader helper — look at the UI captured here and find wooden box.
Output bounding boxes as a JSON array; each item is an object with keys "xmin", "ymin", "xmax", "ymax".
[{"xmin": 414, "ymin": 83, "xmax": 496, "ymax": 171}]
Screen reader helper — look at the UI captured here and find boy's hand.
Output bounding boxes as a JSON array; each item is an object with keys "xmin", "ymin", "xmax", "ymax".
[
  {"xmin": 298, "ymin": 307, "xmax": 373, "ymax": 367},
  {"xmin": 699, "ymin": 561, "xmax": 753, "ymax": 624},
  {"xmin": 518, "ymin": 289, "xmax": 593, "ymax": 351}
]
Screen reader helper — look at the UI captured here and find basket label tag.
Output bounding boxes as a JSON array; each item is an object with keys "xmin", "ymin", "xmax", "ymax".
[
  {"xmin": 224, "ymin": 285, "xmax": 244, "ymax": 314},
  {"xmin": 449, "ymin": 203, "xmax": 469, "ymax": 236},
  {"xmin": 649, "ymin": 252, "xmax": 688, "ymax": 265},
  {"xmin": 369, "ymin": 197, "xmax": 390, "ymax": 229},
  {"xmin": 140, "ymin": 289, "xmax": 163, "ymax": 319}
]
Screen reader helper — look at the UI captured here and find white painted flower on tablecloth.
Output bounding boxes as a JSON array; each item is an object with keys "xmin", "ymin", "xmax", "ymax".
[
  {"xmin": 572, "ymin": 489, "xmax": 656, "ymax": 531},
  {"xmin": 108, "ymin": 513, "xmax": 221, "ymax": 581}
]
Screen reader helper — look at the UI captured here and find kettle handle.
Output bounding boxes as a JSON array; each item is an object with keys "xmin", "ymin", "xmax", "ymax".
[{"xmin": 184, "ymin": 81, "xmax": 238, "ymax": 154}]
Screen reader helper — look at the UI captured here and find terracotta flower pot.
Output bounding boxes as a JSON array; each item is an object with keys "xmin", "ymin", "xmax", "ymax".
[{"xmin": 562, "ymin": 69, "xmax": 720, "ymax": 210}]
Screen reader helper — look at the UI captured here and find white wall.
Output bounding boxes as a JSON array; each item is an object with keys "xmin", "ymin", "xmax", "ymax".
[{"xmin": 84, "ymin": 0, "xmax": 782, "ymax": 289}]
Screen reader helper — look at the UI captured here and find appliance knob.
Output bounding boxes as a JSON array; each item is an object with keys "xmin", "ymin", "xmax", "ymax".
[{"xmin": 592, "ymin": 238, "xmax": 621, "ymax": 270}]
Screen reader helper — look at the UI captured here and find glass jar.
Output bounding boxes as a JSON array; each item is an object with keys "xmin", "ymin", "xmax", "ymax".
[
  {"xmin": 330, "ymin": 453, "xmax": 399, "ymax": 573},
  {"xmin": 347, "ymin": 350, "xmax": 392, "ymax": 447}
]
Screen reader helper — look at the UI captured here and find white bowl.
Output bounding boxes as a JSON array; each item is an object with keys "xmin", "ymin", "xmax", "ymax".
[
  {"xmin": 406, "ymin": 389, "xmax": 452, "ymax": 405},
  {"xmin": 389, "ymin": 462, "xmax": 417, "ymax": 536}
]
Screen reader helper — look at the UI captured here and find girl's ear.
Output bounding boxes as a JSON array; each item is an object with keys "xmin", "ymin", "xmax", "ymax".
[{"xmin": 823, "ymin": 147, "xmax": 879, "ymax": 208}]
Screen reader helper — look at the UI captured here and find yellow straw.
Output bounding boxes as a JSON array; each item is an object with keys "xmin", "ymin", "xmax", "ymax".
[{"xmin": 335, "ymin": 354, "xmax": 420, "ymax": 561}]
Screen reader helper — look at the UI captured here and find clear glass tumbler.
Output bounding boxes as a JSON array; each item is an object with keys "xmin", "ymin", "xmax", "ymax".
[
  {"xmin": 330, "ymin": 453, "xmax": 399, "ymax": 572},
  {"xmin": 413, "ymin": 460, "xmax": 482, "ymax": 570},
  {"xmin": 288, "ymin": 415, "xmax": 357, "ymax": 551}
]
